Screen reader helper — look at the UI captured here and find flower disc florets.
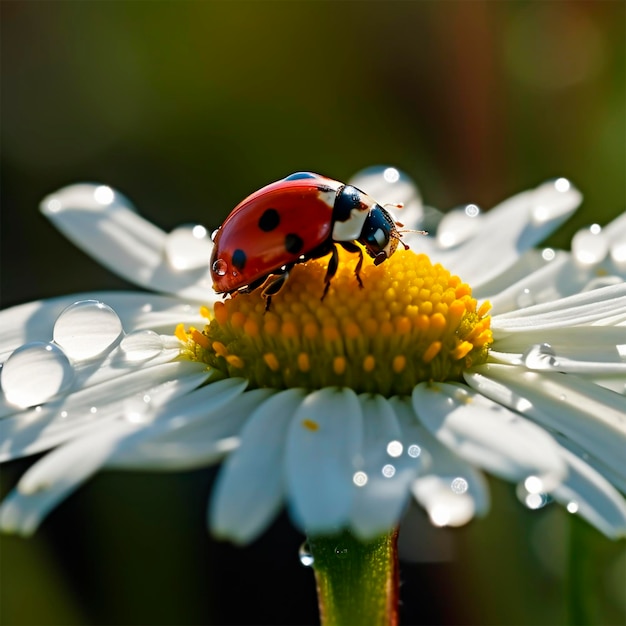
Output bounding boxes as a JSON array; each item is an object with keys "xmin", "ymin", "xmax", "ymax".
[{"xmin": 179, "ymin": 248, "xmax": 493, "ymax": 395}]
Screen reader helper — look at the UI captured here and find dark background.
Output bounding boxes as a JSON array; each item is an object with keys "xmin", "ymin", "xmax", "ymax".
[{"xmin": 1, "ymin": 2, "xmax": 625, "ymax": 624}]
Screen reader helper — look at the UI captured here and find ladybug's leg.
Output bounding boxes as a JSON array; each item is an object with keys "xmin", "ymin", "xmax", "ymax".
[
  {"xmin": 321, "ymin": 245, "xmax": 339, "ymax": 301},
  {"xmin": 338, "ymin": 241, "xmax": 364, "ymax": 289},
  {"xmin": 261, "ymin": 268, "xmax": 291, "ymax": 311}
]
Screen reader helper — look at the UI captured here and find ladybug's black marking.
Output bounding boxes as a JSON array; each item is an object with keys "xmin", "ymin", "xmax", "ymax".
[
  {"xmin": 285, "ymin": 233, "xmax": 304, "ymax": 255},
  {"xmin": 334, "ymin": 185, "xmax": 363, "ymax": 222},
  {"xmin": 258, "ymin": 208, "xmax": 280, "ymax": 232},
  {"xmin": 232, "ymin": 248, "xmax": 247, "ymax": 271},
  {"xmin": 283, "ymin": 172, "xmax": 318, "ymax": 181}
]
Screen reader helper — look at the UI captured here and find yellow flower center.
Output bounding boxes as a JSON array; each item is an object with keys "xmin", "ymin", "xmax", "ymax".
[{"xmin": 178, "ymin": 248, "xmax": 493, "ymax": 395}]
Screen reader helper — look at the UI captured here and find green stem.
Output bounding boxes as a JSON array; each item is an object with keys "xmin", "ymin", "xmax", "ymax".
[
  {"xmin": 308, "ymin": 528, "xmax": 399, "ymax": 626},
  {"xmin": 566, "ymin": 514, "xmax": 594, "ymax": 625}
]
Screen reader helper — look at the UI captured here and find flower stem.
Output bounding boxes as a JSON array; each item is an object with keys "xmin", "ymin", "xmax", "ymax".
[
  {"xmin": 308, "ymin": 528, "xmax": 399, "ymax": 626},
  {"xmin": 566, "ymin": 514, "xmax": 594, "ymax": 625}
]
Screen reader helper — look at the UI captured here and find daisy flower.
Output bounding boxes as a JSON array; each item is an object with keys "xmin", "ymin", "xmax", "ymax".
[{"xmin": 1, "ymin": 168, "xmax": 625, "ymax": 622}]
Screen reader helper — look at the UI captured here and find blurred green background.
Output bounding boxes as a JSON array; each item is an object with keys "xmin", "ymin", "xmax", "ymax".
[{"xmin": 1, "ymin": 1, "xmax": 624, "ymax": 624}]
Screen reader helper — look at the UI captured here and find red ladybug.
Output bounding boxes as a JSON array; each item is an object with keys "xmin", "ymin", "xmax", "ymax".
[{"xmin": 210, "ymin": 172, "xmax": 407, "ymax": 307}]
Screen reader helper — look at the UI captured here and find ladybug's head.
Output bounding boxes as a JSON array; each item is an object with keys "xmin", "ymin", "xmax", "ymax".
[{"xmin": 358, "ymin": 205, "xmax": 402, "ymax": 265}]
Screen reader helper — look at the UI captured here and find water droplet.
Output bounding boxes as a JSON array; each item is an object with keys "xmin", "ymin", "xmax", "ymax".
[
  {"xmin": 334, "ymin": 546, "xmax": 348, "ymax": 559},
  {"xmin": 516, "ymin": 287, "xmax": 536, "ymax": 309},
  {"xmin": 566, "ymin": 501, "xmax": 579, "ymax": 514},
  {"xmin": 348, "ymin": 165, "xmax": 424, "ymax": 227},
  {"xmin": 386, "ymin": 440, "xmax": 403, "ymax": 457},
  {"xmin": 437, "ymin": 205, "xmax": 483, "ymax": 248},
  {"xmin": 353, "ymin": 471, "xmax": 368, "ymax": 487},
  {"xmin": 531, "ymin": 178, "xmax": 581, "ymax": 224},
  {"xmin": 451, "ymin": 477, "xmax": 469, "ymax": 494},
  {"xmin": 381, "ymin": 464, "xmax": 396, "ymax": 478},
  {"xmin": 120, "ymin": 330, "xmax": 163, "ymax": 361},
  {"xmin": 541, "ymin": 247, "xmax": 556, "ymax": 261},
  {"xmin": 522, "ymin": 343, "xmax": 558, "ymax": 371},
  {"xmin": 1, "ymin": 342, "xmax": 74, "ymax": 408},
  {"xmin": 407, "ymin": 444, "xmax": 421, "ymax": 458},
  {"xmin": 298, "ymin": 542, "xmax": 314, "ymax": 567},
  {"xmin": 53, "ymin": 300, "xmax": 123, "ymax": 360},
  {"xmin": 165, "ymin": 224, "xmax": 213, "ymax": 271},
  {"xmin": 572, "ymin": 225, "xmax": 609, "ymax": 266},
  {"xmin": 212, "ymin": 258, "xmax": 228, "ymax": 277},
  {"xmin": 516, "ymin": 481, "xmax": 552, "ymax": 509}
]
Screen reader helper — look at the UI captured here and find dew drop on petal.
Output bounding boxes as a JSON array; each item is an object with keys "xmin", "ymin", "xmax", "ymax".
[
  {"xmin": 165, "ymin": 224, "xmax": 213, "ymax": 271},
  {"xmin": 120, "ymin": 330, "xmax": 163, "ymax": 361},
  {"xmin": 353, "ymin": 471, "xmax": 368, "ymax": 487},
  {"xmin": 516, "ymin": 481, "xmax": 552, "ymax": 509},
  {"xmin": 566, "ymin": 501, "xmax": 579, "ymax": 514},
  {"xmin": 451, "ymin": 477, "xmax": 469, "ymax": 494},
  {"xmin": 382, "ymin": 463, "xmax": 396, "ymax": 478},
  {"xmin": 572, "ymin": 225, "xmax": 609, "ymax": 266},
  {"xmin": 407, "ymin": 444, "xmax": 421, "ymax": 458},
  {"xmin": 298, "ymin": 542, "xmax": 314, "ymax": 567},
  {"xmin": 522, "ymin": 343, "xmax": 558, "ymax": 371},
  {"xmin": 436, "ymin": 205, "xmax": 483, "ymax": 249},
  {"xmin": 1, "ymin": 342, "xmax": 74, "ymax": 408},
  {"xmin": 386, "ymin": 440, "xmax": 403, "ymax": 457},
  {"xmin": 531, "ymin": 178, "xmax": 581, "ymax": 224},
  {"xmin": 53, "ymin": 300, "xmax": 123, "ymax": 360}
]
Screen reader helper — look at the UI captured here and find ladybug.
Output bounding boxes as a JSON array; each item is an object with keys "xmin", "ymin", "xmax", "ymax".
[{"xmin": 210, "ymin": 172, "xmax": 408, "ymax": 308}]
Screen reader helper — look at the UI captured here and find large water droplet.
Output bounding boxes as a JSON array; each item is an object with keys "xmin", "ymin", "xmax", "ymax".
[
  {"xmin": 212, "ymin": 258, "xmax": 228, "ymax": 277},
  {"xmin": 522, "ymin": 343, "xmax": 559, "ymax": 370},
  {"xmin": 572, "ymin": 224, "xmax": 609, "ymax": 266},
  {"xmin": 120, "ymin": 330, "xmax": 163, "ymax": 361},
  {"xmin": 348, "ymin": 165, "xmax": 424, "ymax": 227},
  {"xmin": 531, "ymin": 178, "xmax": 581, "ymax": 225},
  {"xmin": 165, "ymin": 224, "xmax": 213, "ymax": 271},
  {"xmin": 1, "ymin": 342, "xmax": 74, "ymax": 408},
  {"xmin": 53, "ymin": 300, "xmax": 123, "ymax": 360},
  {"xmin": 436, "ymin": 204, "xmax": 482, "ymax": 248},
  {"xmin": 516, "ymin": 287, "xmax": 536, "ymax": 309},
  {"xmin": 298, "ymin": 542, "xmax": 314, "ymax": 567}
]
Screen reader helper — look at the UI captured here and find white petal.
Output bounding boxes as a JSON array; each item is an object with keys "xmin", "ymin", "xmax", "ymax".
[
  {"xmin": 491, "ymin": 325, "xmax": 626, "ymax": 362},
  {"xmin": 390, "ymin": 396, "xmax": 490, "ymax": 525},
  {"xmin": 0, "ymin": 368, "xmax": 211, "ymax": 535},
  {"xmin": 0, "ymin": 361, "xmax": 209, "ymax": 461},
  {"xmin": 210, "ymin": 389, "xmax": 306, "ymax": 544},
  {"xmin": 285, "ymin": 388, "xmax": 363, "ymax": 534},
  {"xmin": 348, "ymin": 395, "xmax": 422, "ymax": 539},
  {"xmin": 551, "ymin": 446, "xmax": 626, "ymax": 539},
  {"xmin": 413, "ymin": 382, "xmax": 566, "ymax": 489},
  {"xmin": 491, "ymin": 282, "xmax": 626, "ymax": 331},
  {"xmin": 465, "ymin": 364, "xmax": 626, "ymax": 487},
  {"xmin": 108, "ymin": 379, "xmax": 256, "ymax": 470},
  {"xmin": 0, "ymin": 292, "xmax": 205, "ymax": 360},
  {"xmin": 430, "ymin": 180, "xmax": 581, "ymax": 287},
  {"xmin": 41, "ymin": 184, "xmax": 217, "ymax": 302}
]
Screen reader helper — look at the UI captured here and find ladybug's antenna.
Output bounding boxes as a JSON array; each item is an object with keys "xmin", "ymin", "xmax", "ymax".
[{"xmin": 392, "ymin": 228, "xmax": 427, "ymax": 251}]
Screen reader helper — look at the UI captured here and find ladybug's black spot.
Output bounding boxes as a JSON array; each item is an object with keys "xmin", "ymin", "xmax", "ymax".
[
  {"xmin": 258, "ymin": 208, "xmax": 280, "ymax": 232},
  {"xmin": 232, "ymin": 249, "xmax": 247, "ymax": 271},
  {"xmin": 283, "ymin": 172, "xmax": 318, "ymax": 181},
  {"xmin": 285, "ymin": 233, "xmax": 304, "ymax": 255}
]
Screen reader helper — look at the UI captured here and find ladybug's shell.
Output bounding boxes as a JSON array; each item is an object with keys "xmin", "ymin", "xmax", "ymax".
[{"xmin": 211, "ymin": 176, "xmax": 341, "ymax": 293}]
